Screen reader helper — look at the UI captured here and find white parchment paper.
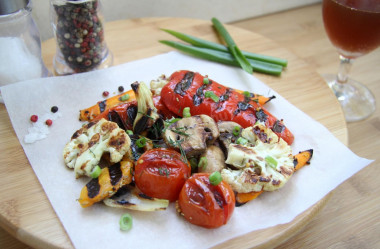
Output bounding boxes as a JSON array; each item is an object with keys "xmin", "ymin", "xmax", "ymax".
[{"xmin": 1, "ymin": 52, "xmax": 373, "ymax": 249}]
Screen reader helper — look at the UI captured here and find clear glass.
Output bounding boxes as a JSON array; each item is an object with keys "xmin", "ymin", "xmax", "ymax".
[
  {"xmin": 0, "ymin": 1, "xmax": 50, "ymax": 87},
  {"xmin": 50, "ymin": 0, "xmax": 113, "ymax": 75},
  {"xmin": 322, "ymin": 0, "xmax": 380, "ymax": 122}
]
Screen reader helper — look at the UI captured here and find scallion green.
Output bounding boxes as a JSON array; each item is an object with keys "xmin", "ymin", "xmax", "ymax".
[
  {"xmin": 209, "ymin": 171, "xmax": 222, "ymax": 186},
  {"xmin": 236, "ymin": 137, "xmax": 248, "ymax": 145},
  {"xmin": 243, "ymin": 91, "xmax": 251, "ymax": 98},
  {"xmin": 136, "ymin": 137, "xmax": 146, "ymax": 148},
  {"xmin": 126, "ymin": 130, "xmax": 133, "ymax": 135},
  {"xmin": 233, "ymin": 126, "xmax": 241, "ymax": 136},
  {"xmin": 119, "ymin": 213, "xmax": 133, "ymax": 231},
  {"xmin": 120, "ymin": 94, "xmax": 130, "ymax": 101},
  {"xmin": 198, "ymin": 156, "xmax": 208, "ymax": 170},
  {"xmin": 90, "ymin": 165, "xmax": 102, "ymax": 179},
  {"xmin": 183, "ymin": 107, "xmax": 191, "ymax": 118},
  {"xmin": 204, "ymin": 91, "xmax": 219, "ymax": 102},
  {"xmin": 265, "ymin": 156, "xmax": 278, "ymax": 169}
]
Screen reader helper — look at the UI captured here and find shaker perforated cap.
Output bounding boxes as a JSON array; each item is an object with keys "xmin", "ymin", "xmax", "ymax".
[{"xmin": 0, "ymin": 0, "xmax": 29, "ymax": 15}]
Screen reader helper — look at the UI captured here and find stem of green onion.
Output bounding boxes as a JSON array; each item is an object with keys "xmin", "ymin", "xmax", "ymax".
[
  {"xmin": 204, "ymin": 91, "xmax": 219, "ymax": 102},
  {"xmin": 90, "ymin": 165, "xmax": 102, "ymax": 178},
  {"xmin": 161, "ymin": 29, "xmax": 287, "ymax": 67},
  {"xmin": 119, "ymin": 213, "xmax": 133, "ymax": 231},
  {"xmin": 159, "ymin": 40, "xmax": 283, "ymax": 76},
  {"xmin": 183, "ymin": 107, "xmax": 191, "ymax": 118},
  {"xmin": 211, "ymin": 17, "xmax": 253, "ymax": 74},
  {"xmin": 209, "ymin": 171, "xmax": 222, "ymax": 186}
]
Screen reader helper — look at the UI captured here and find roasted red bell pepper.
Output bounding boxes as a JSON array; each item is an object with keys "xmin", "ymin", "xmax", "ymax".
[{"xmin": 160, "ymin": 70, "xmax": 294, "ymax": 145}]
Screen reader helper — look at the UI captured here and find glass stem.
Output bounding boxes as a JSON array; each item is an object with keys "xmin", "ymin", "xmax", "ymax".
[{"xmin": 336, "ymin": 55, "xmax": 352, "ymax": 84}]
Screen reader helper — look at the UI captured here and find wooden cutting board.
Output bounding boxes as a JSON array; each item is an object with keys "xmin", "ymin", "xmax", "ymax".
[{"xmin": 0, "ymin": 17, "xmax": 347, "ymax": 249}]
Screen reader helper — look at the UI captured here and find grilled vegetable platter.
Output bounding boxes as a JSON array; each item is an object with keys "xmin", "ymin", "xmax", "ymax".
[{"xmin": 63, "ymin": 69, "xmax": 313, "ymax": 229}]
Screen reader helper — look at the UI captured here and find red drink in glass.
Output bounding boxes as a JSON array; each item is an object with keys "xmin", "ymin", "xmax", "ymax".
[{"xmin": 322, "ymin": 0, "xmax": 380, "ymax": 58}]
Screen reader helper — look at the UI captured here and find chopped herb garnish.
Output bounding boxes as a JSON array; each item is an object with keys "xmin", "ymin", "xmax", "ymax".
[
  {"xmin": 203, "ymin": 77, "xmax": 209, "ymax": 85},
  {"xmin": 236, "ymin": 137, "xmax": 248, "ymax": 145},
  {"xmin": 120, "ymin": 94, "xmax": 130, "ymax": 101},
  {"xmin": 169, "ymin": 127, "xmax": 189, "ymax": 137},
  {"xmin": 168, "ymin": 137, "xmax": 188, "ymax": 163},
  {"xmin": 209, "ymin": 171, "xmax": 222, "ymax": 186},
  {"xmin": 183, "ymin": 107, "xmax": 191, "ymax": 118},
  {"xmin": 90, "ymin": 165, "xmax": 101, "ymax": 178},
  {"xmin": 204, "ymin": 91, "xmax": 219, "ymax": 102},
  {"xmin": 136, "ymin": 136, "xmax": 147, "ymax": 148},
  {"xmin": 189, "ymin": 157, "xmax": 198, "ymax": 170},
  {"xmin": 119, "ymin": 213, "xmax": 133, "ymax": 231},
  {"xmin": 233, "ymin": 126, "xmax": 241, "ymax": 136},
  {"xmin": 198, "ymin": 156, "xmax": 208, "ymax": 170},
  {"xmin": 158, "ymin": 167, "xmax": 170, "ymax": 177},
  {"xmin": 243, "ymin": 91, "xmax": 251, "ymax": 98},
  {"xmin": 265, "ymin": 155, "xmax": 278, "ymax": 169},
  {"xmin": 126, "ymin": 130, "xmax": 133, "ymax": 135}
]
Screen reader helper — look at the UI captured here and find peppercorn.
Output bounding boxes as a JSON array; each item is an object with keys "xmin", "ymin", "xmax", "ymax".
[
  {"xmin": 51, "ymin": 106, "xmax": 59, "ymax": 113},
  {"xmin": 118, "ymin": 86, "xmax": 124, "ymax": 92},
  {"xmin": 103, "ymin": 91, "xmax": 109, "ymax": 97},
  {"xmin": 46, "ymin": 119, "xmax": 53, "ymax": 126},
  {"xmin": 30, "ymin": 115, "xmax": 38, "ymax": 123}
]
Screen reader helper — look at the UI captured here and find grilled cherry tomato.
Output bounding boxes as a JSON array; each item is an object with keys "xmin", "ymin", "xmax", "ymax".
[
  {"xmin": 134, "ymin": 148, "xmax": 191, "ymax": 202},
  {"xmin": 178, "ymin": 173, "xmax": 235, "ymax": 228}
]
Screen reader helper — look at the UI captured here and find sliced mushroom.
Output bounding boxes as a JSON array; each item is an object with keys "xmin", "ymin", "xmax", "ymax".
[
  {"xmin": 164, "ymin": 115, "xmax": 219, "ymax": 157},
  {"xmin": 217, "ymin": 121, "xmax": 242, "ymax": 157},
  {"xmin": 198, "ymin": 145, "xmax": 226, "ymax": 173}
]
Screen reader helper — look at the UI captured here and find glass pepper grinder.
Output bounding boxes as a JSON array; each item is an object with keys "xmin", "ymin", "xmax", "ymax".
[
  {"xmin": 0, "ymin": 0, "xmax": 50, "ymax": 91},
  {"xmin": 50, "ymin": 0, "xmax": 113, "ymax": 75}
]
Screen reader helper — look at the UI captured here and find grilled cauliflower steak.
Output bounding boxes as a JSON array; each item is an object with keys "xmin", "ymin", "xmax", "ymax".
[
  {"xmin": 63, "ymin": 118, "xmax": 131, "ymax": 178},
  {"xmin": 221, "ymin": 123, "xmax": 294, "ymax": 193}
]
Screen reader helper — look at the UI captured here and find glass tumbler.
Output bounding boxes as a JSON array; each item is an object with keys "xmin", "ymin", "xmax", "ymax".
[{"xmin": 50, "ymin": 0, "xmax": 113, "ymax": 75}]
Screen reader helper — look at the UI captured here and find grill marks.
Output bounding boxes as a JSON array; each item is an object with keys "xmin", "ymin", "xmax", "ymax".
[
  {"xmin": 109, "ymin": 162, "xmax": 123, "ymax": 186},
  {"xmin": 85, "ymin": 162, "xmax": 123, "ymax": 199},
  {"xmin": 86, "ymin": 179, "xmax": 101, "ymax": 198},
  {"xmin": 174, "ymin": 71, "xmax": 195, "ymax": 96},
  {"xmin": 98, "ymin": 100, "xmax": 107, "ymax": 113}
]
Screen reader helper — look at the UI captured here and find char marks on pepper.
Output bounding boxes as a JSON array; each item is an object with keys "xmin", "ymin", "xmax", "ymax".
[
  {"xmin": 109, "ymin": 162, "xmax": 123, "ymax": 186},
  {"xmin": 174, "ymin": 71, "xmax": 195, "ymax": 96},
  {"xmin": 98, "ymin": 100, "xmax": 107, "ymax": 113},
  {"xmin": 256, "ymin": 108, "xmax": 268, "ymax": 122},
  {"xmin": 272, "ymin": 120, "xmax": 285, "ymax": 133},
  {"xmin": 86, "ymin": 178, "xmax": 101, "ymax": 198}
]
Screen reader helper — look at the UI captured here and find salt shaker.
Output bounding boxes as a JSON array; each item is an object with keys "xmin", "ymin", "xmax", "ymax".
[
  {"xmin": 0, "ymin": 0, "xmax": 50, "ymax": 90},
  {"xmin": 50, "ymin": 0, "xmax": 113, "ymax": 75}
]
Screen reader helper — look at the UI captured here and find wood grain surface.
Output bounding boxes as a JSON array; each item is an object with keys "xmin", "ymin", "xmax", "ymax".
[{"xmin": 0, "ymin": 3, "xmax": 378, "ymax": 248}]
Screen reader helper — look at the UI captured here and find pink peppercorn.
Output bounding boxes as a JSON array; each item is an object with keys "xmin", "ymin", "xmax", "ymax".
[
  {"xmin": 46, "ymin": 119, "xmax": 53, "ymax": 126},
  {"xmin": 30, "ymin": 115, "xmax": 38, "ymax": 122},
  {"xmin": 103, "ymin": 91, "xmax": 109, "ymax": 97}
]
